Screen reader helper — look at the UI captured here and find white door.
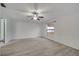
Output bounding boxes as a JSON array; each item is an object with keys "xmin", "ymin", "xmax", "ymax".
[{"xmin": 0, "ymin": 19, "xmax": 6, "ymax": 42}]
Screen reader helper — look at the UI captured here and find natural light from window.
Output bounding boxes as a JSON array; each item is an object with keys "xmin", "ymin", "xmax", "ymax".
[{"xmin": 47, "ymin": 27, "xmax": 55, "ymax": 32}]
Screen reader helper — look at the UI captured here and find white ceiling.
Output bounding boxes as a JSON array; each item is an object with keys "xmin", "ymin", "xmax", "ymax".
[{"xmin": 0, "ymin": 3, "xmax": 79, "ymax": 23}]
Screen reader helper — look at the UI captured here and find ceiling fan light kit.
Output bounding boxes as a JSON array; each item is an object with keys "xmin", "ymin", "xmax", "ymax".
[{"xmin": 33, "ymin": 14, "xmax": 38, "ymax": 20}]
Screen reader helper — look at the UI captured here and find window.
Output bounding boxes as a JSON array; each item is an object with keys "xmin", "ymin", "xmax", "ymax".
[{"xmin": 47, "ymin": 27, "xmax": 55, "ymax": 32}]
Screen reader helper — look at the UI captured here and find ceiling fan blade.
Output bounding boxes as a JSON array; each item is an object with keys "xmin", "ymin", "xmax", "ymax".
[
  {"xmin": 26, "ymin": 16, "xmax": 32, "ymax": 17},
  {"xmin": 0, "ymin": 3, "xmax": 6, "ymax": 8},
  {"xmin": 37, "ymin": 18, "xmax": 40, "ymax": 20},
  {"xmin": 38, "ymin": 16, "xmax": 44, "ymax": 18},
  {"xmin": 24, "ymin": 12, "xmax": 33, "ymax": 17}
]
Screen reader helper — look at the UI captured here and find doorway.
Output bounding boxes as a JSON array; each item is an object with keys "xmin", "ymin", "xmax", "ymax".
[{"xmin": 47, "ymin": 20, "xmax": 56, "ymax": 38}]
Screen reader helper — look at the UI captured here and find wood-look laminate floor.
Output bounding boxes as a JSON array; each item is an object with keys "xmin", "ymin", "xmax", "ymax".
[{"xmin": 0, "ymin": 38, "xmax": 79, "ymax": 56}]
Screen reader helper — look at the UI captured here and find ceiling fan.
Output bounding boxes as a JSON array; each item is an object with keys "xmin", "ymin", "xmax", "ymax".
[
  {"xmin": 31, "ymin": 10, "xmax": 44, "ymax": 20},
  {"xmin": 26, "ymin": 3, "xmax": 44, "ymax": 21}
]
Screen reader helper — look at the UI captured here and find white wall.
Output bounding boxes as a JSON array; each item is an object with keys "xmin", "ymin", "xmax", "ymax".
[
  {"xmin": 0, "ymin": 19, "xmax": 1, "ymax": 41},
  {"xmin": 40, "ymin": 4, "xmax": 79, "ymax": 50},
  {"xmin": 54, "ymin": 16, "xmax": 79, "ymax": 50},
  {"xmin": 46, "ymin": 4, "xmax": 79, "ymax": 50},
  {"xmin": 40, "ymin": 23, "xmax": 47, "ymax": 37},
  {"xmin": 5, "ymin": 19, "xmax": 14, "ymax": 43},
  {"xmin": 13, "ymin": 20, "xmax": 41, "ymax": 39},
  {"xmin": 5, "ymin": 19, "xmax": 42, "ymax": 43},
  {"xmin": 0, "ymin": 6, "xmax": 1, "ymax": 40}
]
